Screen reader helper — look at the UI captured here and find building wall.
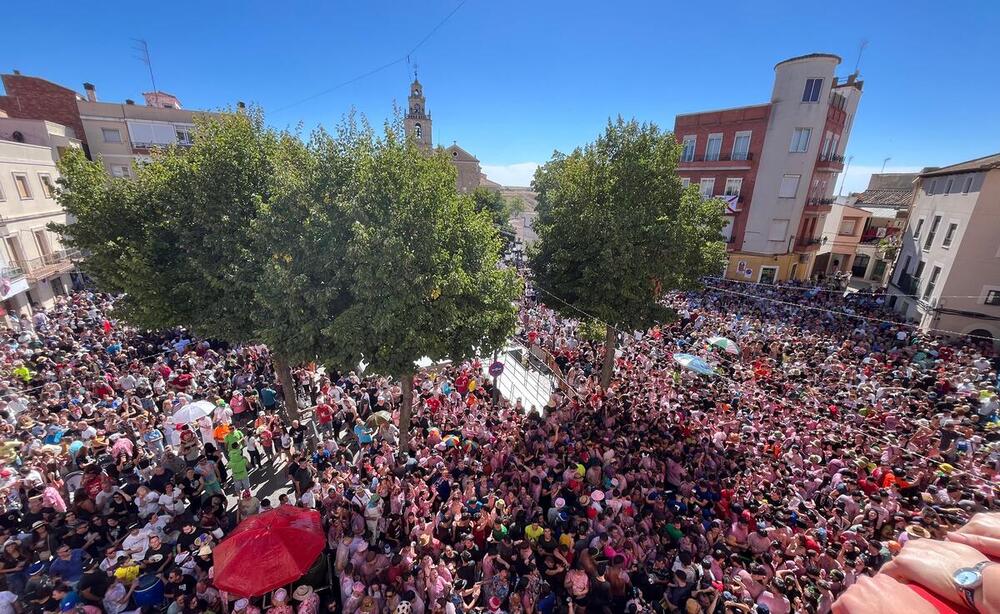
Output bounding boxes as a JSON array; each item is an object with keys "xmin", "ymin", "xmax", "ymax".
[
  {"xmin": 890, "ymin": 169, "xmax": 1000, "ymax": 341},
  {"xmin": 724, "ymin": 252, "xmax": 813, "ymax": 283},
  {"xmin": 675, "ymin": 104, "xmax": 770, "ymax": 251},
  {"xmin": 927, "ymin": 171, "xmax": 1000, "ymax": 339},
  {"xmin": 0, "ymin": 138, "xmax": 74, "ymax": 310},
  {"xmin": 0, "ymin": 74, "xmax": 87, "ymax": 149},
  {"xmin": 743, "ymin": 55, "xmax": 841, "ymax": 255}
]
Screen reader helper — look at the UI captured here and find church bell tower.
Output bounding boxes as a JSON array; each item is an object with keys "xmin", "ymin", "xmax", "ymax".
[{"xmin": 404, "ymin": 75, "xmax": 432, "ymax": 150}]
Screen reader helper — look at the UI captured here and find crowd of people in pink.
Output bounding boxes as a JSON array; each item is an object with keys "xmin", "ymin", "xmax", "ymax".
[{"xmin": 0, "ymin": 281, "xmax": 996, "ymax": 613}]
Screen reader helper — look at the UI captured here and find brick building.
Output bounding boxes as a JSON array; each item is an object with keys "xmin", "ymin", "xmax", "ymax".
[{"xmin": 674, "ymin": 53, "xmax": 863, "ymax": 283}]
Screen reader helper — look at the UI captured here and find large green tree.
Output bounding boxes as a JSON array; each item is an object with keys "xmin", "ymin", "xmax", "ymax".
[
  {"xmin": 53, "ymin": 109, "xmax": 309, "ymax": 417},
  {"xmin": 327, "ymin": 123, "xmax": 521, "ymax": 457},
  {"xmin": 530, "ymin": 117, "xmax": 726, "ymax": 388}
]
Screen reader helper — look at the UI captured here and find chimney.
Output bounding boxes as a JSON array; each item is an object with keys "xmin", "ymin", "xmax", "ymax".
[
  {"xmin": 83, "ymin": 82, "xmax": 97, "ymax": 102},
  {"xmin": 12, "ymin": 69, "xmax": 20, "ymax": 75},
  {"xmin": 125, "ymin": 99, "xmax": 135, "ymax": 105}
]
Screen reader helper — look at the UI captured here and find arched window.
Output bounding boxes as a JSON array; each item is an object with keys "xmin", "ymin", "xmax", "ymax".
[{"xmin": 415, "ymin": 123, "xmax": 422, "ymax": 139}]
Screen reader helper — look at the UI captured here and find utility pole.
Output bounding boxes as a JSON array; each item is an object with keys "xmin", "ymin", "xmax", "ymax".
[{"xmin": 838, "ymin": 155, "xmax": 854, "ymax": 197}]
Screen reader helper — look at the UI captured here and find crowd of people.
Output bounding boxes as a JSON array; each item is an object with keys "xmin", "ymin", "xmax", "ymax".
[{"xmin": 0, "ymin": 279, "xmax": 996, "ymax": 614}]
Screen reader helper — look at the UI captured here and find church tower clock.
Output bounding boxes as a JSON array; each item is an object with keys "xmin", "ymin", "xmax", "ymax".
[{"xmin": 404, "ymin": 76, "xmax": 432, "ymax": 150}]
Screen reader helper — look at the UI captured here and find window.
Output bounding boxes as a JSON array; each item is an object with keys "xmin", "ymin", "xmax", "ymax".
[
  {"xmin": 768, "ymin": 219, "xmax": 789, "ymax": 241},
  {"xmin": 699, "ymin": 178, "xmax": 715, "ymax": 197},
  {"xmin": 928, "ymin": 179, "xmax": 938, "ymax": 195},
  {"xmin": 414, "ymin": 123, "xmax": 422, "ymax": 139},
  {"xmin": 732, "ymin": 131, "xmax": 751, "ymax": 160},
  {"xmin": 821, "ymin": 131, "xmax": 833, "ymax": 158},
  {"xmin": 942, "ymin": 222, "xmax": 959, "ymax": 248},
  {"xmin": 922, "ymin": 266, "xmax": 941, "ymax": 301},
  {"xmin": 724, "ymin": 178, "xmax": 742, "ymax": 197},
  {"xmin": 944, "ymin": 177, "xmax": 954, "ymax": 194},
  {"xmin": 962, "ymin": 175, "xmax": 974, "ymax": 193},
  {"xmin": 111, "ymin": 165, "xmax": 131, "ymax": 178},
  {"xmin": 778, "ymin": 174, "xmax": 800, "ymax": 198},
  {"xmin": 175, "ymin": 128, "xmax": 193, "ymax": 144},
  {"xmin": 790, "ymin": 128, "xmax": 811, "ymax": 152},
  {"xmin": 681, "ymin": 136, "xmax": 696, "ymax": 162},
  {"xmin": 913, "ymin": 260, "xmax": 925, "ymax": 280},
  {"xmin": 102, "ymin": 128, "xmax": 122, "ymax": 143},
  {"xmin": 986, "ymin": 290, "xmax": 1000, "ymax": 306},
  {"xmin": 0, "ymin": 179, "xmax": 5, "ymax": 201},
  {"xmin": 12, "ymin": 173, "xmax": 31, "ymax": 199},
  {"xmin": 705, "ymin": 134, "xmax": 723, "ymax": 161},
  {"xmin": 923, "ymin": 215, "xmax": 941, "ymax": 250},
  {"xmin": 896, "ymin": 255, "xmax": 912, "ymax": 284},
  {"xmin": 913, "ymin": 217, "xmax": 925, "ymax": 239},
  {"xmin": 37, "ymin": 173, "xmax": 54, "ymax": 198},
  {"xmin": 802, "ymin": 78, "xmax": 823, "ymax": 102},
  {"xmin": 839, "ymin": 218, "xmax": 857, "ymax": 235},
  {"xmin": 680, "ymin": 177, "xmax": 690, "ymax": 188}
]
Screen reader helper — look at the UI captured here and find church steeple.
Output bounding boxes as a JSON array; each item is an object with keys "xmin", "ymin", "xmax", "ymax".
[{"xmin": 404, "ymin": 73, "xmax": 432, "ymax": 150}]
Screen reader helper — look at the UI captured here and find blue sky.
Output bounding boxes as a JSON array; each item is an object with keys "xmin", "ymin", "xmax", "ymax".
[{"xmin": 3, "ymin": 0, "xmax": 998, "ymax": 191}]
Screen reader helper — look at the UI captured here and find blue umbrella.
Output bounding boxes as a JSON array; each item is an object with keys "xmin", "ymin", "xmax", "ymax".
[{"xmin": 672, "ymin": 353, "xmax": 717, "ymax": 376}]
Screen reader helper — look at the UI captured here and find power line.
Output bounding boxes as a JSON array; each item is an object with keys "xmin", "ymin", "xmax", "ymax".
[
  {"xmin": 271, "ymin": 0, "xmax": 469, "ymax": 115},
  {"xmin": 704, "ymin": 276, "xmax": 994, "ymax": 300},
  {"xmin": 701, "ymin": 282, "xmax": 996, "ymax": 341}
]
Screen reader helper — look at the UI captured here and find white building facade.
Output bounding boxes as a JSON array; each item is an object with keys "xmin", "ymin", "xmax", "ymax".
[
  {"xmin": 0, "ymin": 118, "xmax": 81, "ymax": 313},
  {"xmin": 888, "ymin": 154, "xmax": 1000, "ymax": 345}
]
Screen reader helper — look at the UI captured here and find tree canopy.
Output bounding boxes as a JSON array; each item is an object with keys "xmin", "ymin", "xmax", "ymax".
[
  {"xmin": 54, "ymin": 109, "xmax": 520, "ymax": 441},
  {"xmin": 325, "ymin": 123, "xmax": 521, "ymax": 455},
  {"xmin": 530, "ymin": 117, "xmax": 727, "ymax": 387}
]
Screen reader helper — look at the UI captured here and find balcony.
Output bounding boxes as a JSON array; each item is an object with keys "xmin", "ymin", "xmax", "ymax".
[
  {"xmin": 17, "ymin": 249, "xmax": 81, "ymax": 283},
  {"xmin": 815, "ymin": 153, "xmax": 845, "ymax": 172},
  {"xmin": 1, "ymin": 265, "xmax": 25, "ymax": 280},
  {"xmin": 679, "ymin": 151, "xmax": 753, "ymax": 166},
  {"xmin": 794, "ymin": 238, "xmax": 822, "ymax": 252},
  {"xmin": 804, "ymin": 197, "xmax": 834, "ymax": 213}
]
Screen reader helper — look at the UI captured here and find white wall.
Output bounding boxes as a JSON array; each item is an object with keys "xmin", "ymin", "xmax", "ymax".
[{"xmin": 743, "ymin": 55, "xmax": 840, "ymax": 254}]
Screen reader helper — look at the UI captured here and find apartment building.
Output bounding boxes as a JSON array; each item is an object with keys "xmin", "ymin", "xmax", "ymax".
[
  {"xmin": 888, "ymin": 154, "xmax": 1000, "ymax": 345},
  {"xmin": 674, "ymin": 53, "xmax": 863, "ymax": 283},
  {"xmin": 0, "ymin": 72, "xmax": 215, "ymax": 178},
  {"xmin": 812, "ymin": 203, "xmax": 871, "ymax": 279},
  {"xmin": 846, "ymin": 173, "xmax": 917, "ymax": 289},
  {"xmin": 0, "ymin": 115, "xmax": 81, "ymax": 313}
]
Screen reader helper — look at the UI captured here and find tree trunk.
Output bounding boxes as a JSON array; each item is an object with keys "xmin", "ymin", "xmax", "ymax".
[
  {"xmin": 274, "ymin": 354, "xmax": 300, "ymax": 421},
  {"xmin": 397, "ymin": 371, "xmax": 414, "ymax": 460},
  {"xmin": 600, "ymin": 324, "xmax": 616, "ymax": 390}
]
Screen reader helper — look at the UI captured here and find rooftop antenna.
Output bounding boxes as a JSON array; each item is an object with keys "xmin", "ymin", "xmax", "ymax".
[
  {"xmin": 853, "ymin": 39, "xmax": 869, "ymax": 73},
  {"xmin": 881, "ymin": 157, "xmax": 892, "ymax": 173},
  {"xmin": 132, "ymin": 38, "xmax": 159, "ymax": 106}
]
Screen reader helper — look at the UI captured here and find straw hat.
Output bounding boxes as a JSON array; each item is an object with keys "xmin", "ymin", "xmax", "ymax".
[
  {"xmin": 905, "ymin": 525, "xmax": 931, "ymax": 539},
  {"xmin": 292, "ymin": 585, "xmax": 314, "ymax": 601},
  {"xmin": 233, "ymin": 599, "xmax": 250, "ymax": 611},
  {"xmin": 273, "ymin": 588, "xmax": 288, "ymax": 603},
  {"xmin": 591, "ymin": 490, "xmax": 605, "ymax": 502}
]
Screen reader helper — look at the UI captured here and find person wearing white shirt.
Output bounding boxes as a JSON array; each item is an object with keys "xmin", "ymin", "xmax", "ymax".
[{"xmin": 121, "ymin": 527, "xmax": 150, "ymax": 562}]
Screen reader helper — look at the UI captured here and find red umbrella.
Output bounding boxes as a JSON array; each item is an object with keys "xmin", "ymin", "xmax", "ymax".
[{"xmin": 212, "ymin": 506, "xmax": 325, "ymax": 597}]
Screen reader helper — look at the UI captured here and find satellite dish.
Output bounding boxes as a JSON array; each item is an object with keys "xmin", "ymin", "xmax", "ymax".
[{"xmin": 11, "ymin": 131, "xmax": 24, "ymax": 142}]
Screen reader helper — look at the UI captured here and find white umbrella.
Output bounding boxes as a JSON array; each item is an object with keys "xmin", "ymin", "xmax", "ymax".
[{"xmin": 173, "ymin": 400, "xmax": 215, "ymax": 424}]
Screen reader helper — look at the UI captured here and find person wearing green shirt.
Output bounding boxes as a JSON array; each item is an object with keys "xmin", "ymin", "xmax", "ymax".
[{"xmin": 228, "ymin": 449, "xmax": 250, "ymax": 494}]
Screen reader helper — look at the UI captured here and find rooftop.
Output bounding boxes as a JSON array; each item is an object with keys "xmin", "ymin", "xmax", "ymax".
[
  {"xmin": 919, "ymin": 152, "xmax": 1000, "ymax": 177},
  {"xmin": 775, "ymin": 53, "xmax": 842, "ymax": 69}
]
